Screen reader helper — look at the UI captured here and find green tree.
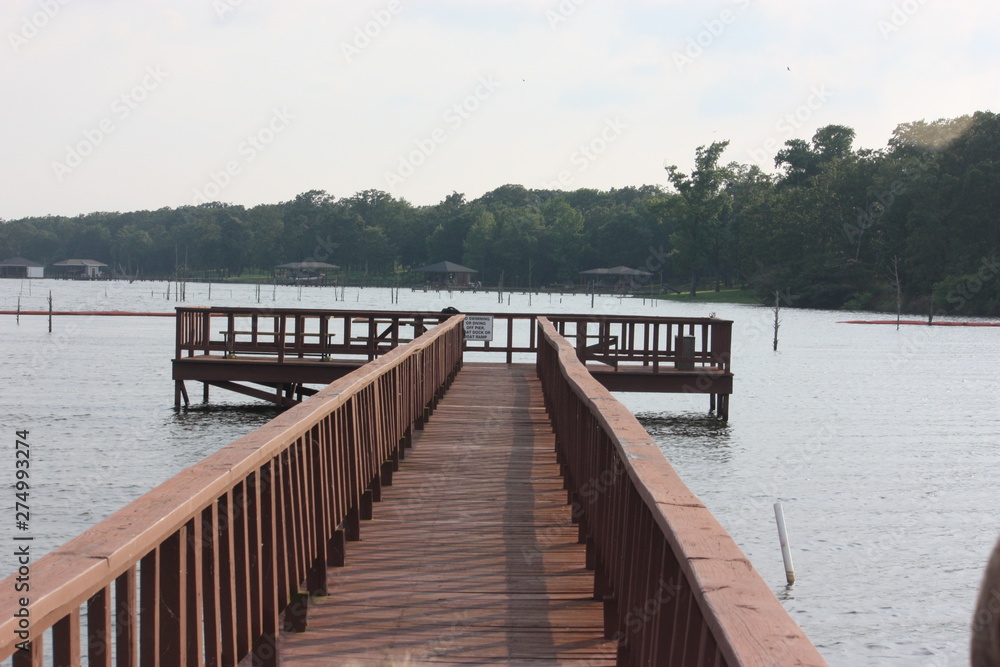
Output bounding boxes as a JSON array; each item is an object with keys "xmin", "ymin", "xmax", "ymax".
[
  {"xmin": 540, "ymin": 198, "xmax": 584, "ymax": 283},
  {"xmin": 462, "ymin": 211, "xmax": 497, "ymax": 280},
  {"xmin": 662, "ymin": 141, "xmax": 732, "ymax": 295}
]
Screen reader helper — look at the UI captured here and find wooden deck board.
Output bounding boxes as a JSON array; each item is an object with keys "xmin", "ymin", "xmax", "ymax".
[{"xmin": 279, "ymin": 363, "xmax": 617, "ymax": 666}]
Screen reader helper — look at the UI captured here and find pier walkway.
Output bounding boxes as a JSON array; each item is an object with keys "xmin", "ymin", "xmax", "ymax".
[
  {"xmin": 280, "ymin": 363, "xmax": 616, "ymax": 665},
  {"xmin": 0, "ymin": 313, "xmax": 825, "ymax": 666}
]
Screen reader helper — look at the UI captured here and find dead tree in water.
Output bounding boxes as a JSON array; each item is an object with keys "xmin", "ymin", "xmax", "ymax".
[
  {"xmin": 772, "ymin": 289, "xmax": 781, "ymax": 351},
  {"xmin": 890, "ymin": 256, "xmax": 902, "ymax": 330}
]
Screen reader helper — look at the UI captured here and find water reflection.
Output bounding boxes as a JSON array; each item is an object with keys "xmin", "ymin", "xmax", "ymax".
[
  {"xmin": 172, "ymin": 402, "xmax": 282, "ymax": 428},
  {"xmin": 636, "ymin": 411, "xmax": 733, "ymax": 464},
  {"xmin": 776, "ymin": 583, "xmax": 796, "ymax": 601}
]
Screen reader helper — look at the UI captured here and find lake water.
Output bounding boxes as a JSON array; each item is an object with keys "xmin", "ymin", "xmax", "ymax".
[{"xmin": 1, "ymin": 279, "xmax": 997, "ymax": 665}]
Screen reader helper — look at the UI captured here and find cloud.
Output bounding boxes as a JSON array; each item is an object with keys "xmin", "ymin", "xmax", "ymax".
[{"xmin": 0, "ymin": 0, "xmax": 996, "ymax": 217}]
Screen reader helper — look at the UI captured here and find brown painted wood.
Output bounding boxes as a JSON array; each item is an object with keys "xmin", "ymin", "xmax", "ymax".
[
  {"xmin": 87, "ymin": 585, "xmax": 112, "ymax": 667},
  {"xmin": 172, "ymin": 308, "xmax": 733, "ymax": 411},
  {"xmin": 184, "ymin": 518, "xmax": 203, "ymax": 667},
  {"xmin": 279, "ymin": 364, "xmax": 618, "ymax": 665},
  {"xmin": 52, "ymin": 607, "xmax": 80, "ymax": 665},
  {"xmin": 200, "ymin": 506, "xmax": 221, "ymax": 667},
  {"xmin": 536, "ymin": 317, "xmax": 826, "ymax": 666},
  {"xmin": 139, "ymin": 549, "xmax": 159, "ymax": 667},
  {"xmin": 115, "ymin": 568, "xmax": 138, "ymax": 667},
  {"xmin": 157, "ymin": 530, "xmax": 185, "ymax": 665},
  {"xmin": 12, "ymin": 636, "xmax": 43, "ymax": 667}
]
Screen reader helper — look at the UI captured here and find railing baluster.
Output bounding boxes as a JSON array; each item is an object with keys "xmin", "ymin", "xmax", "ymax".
[
  {"xmin": 217, "ymin": 491, "xmax": 238, "ymax": 665},
  {"xmin": 201, "ymin": 505, "xmax": 221, "ymax": 667},
  {"xmin": 256, "ymin": 460, "xmax": 279, "ymax": 666},
  {"xmin": 139, "ymin": 548, "xmax": 160, "ymax": 666},
  {"xmin": 246, "ymin": 472, "xmax": 263, "ymax": 643},
  {"xmin": 88, "ymin": 585, "xmax": 112, "ymax": 667},
  {"xmin": 184, "ymin": 518, "xmax": 203, "ymax": 667},
  {"xmin": 158, "ymin": 529, "xmax": 186, "ymax": 665},
  {"xmin": 12, "ymin": 633, "xmax": 42, "ymax": 666},
  {"xmin": 53, "ymin": 608, "xmax": 81, "ymax": 665},
  {"xmin": 116, "ymin": 567, "xmax": 138, "ymax": 667}
]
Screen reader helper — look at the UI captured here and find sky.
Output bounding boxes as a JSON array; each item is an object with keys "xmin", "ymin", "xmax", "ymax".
[{"xmin": 1, "ymin": 0, "xmax": 997, "ymax": 220}]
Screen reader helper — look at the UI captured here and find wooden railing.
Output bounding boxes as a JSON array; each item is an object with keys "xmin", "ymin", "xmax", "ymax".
[
  {"xmin": 176, "ymin": 307, "xmax": 450, "ymax": 362},
  {"xmin": 176, "ymin": 307, "xmax": 732, "ymax": 373},
  {"xmin": 459, "ymin": 312, "xmax": 731, "ymax": 371},
  {"xmin": 535, "ymin": 317, "xmax": 825, "ymax": 666},
  {"xmin": 0, "ymin": 315, "xmax": 465, "ymax": 665}
]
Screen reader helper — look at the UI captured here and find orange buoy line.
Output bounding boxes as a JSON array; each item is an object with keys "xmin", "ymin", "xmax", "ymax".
[
  {"xmin": 838, "ymin": 319, "xmax": 1000, "ymax": 326},
  {"xmin": 0, "ymin": 310, "xmax": 176, "ymax": 317}
]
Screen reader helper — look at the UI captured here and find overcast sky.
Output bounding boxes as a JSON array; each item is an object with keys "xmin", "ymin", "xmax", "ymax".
[{"xmin": 2, "ymin": 0, "xmax": 997, "ymax": 220}]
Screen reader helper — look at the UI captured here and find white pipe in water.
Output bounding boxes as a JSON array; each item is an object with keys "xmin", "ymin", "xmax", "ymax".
[{"xmin": 774, "ymin": 502, "xmax": 796, "ymax": 584}]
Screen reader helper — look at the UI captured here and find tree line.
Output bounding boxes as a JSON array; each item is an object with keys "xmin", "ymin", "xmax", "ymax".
[{"xmin": 2, "ymin": 111, "xmax": 997, "ymax": 316}]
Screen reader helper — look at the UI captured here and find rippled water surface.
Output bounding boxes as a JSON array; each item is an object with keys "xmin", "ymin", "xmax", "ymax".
[{"xmin": 1, "ymin": 279, "xmax": 997, "ymax": 665}]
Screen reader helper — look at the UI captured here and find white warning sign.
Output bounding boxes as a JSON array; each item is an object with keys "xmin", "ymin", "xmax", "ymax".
[{"xmin": 464, "ymin": 315, "xmax": 494, "ymax": 341}]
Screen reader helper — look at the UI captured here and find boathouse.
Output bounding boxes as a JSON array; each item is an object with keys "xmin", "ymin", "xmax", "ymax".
[
  {"xmin": 0, "ymin": 256, "xmax": 44, "ymax": 278},
  {"xmin": 580, "ymin": 265, "xmax": 653, "ymax": 290},
  {"xmin": 52, "ymin": 258, "xmax": 108, "ymax": 279},
  {"xmin": 414, "ymin": 260, "xmax": 479, "ymax": 287},
  {"xmin": 274, "ymin": 261, "xmax": 339, "ymax": 285}
]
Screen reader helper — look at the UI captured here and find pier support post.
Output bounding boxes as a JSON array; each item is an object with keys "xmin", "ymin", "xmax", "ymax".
[
  {"xmin": 328, "ymin": 529, "xmax": 346, "ymax": 567},
  {"xmin": 307, "ymin": 550, "xmax": 328, "ymax": 597},
  {"xmin": 282, "ymin": 592, "xmax": 309, "ymax": 633},
  {"xmin": 346, "ymin": 506, "xmax": 361, "ymax": 542},
  {"xmin": 174, "ymin": 380, "xmax": 190, "ymax": 409},
  {"xmin": 585, "ymin": 536, "xmax": 596, "ymax": 570},
  {"xmin": 250, "ymin": 633, "xmax": 278, "ymax": 667},
  {"xmin": 360, "ymin": 490, "xmax": 374, "ymax": 520}
]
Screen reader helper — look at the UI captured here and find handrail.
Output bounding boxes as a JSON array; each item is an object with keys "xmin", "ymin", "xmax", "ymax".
[
  {"xmin": 0, "ymin": 315, "xmax": 465, "ymax": 664},
  {"xmin": 175, "ymin": 307, "xmax": 449, "ymax": 362},
  {"xmin": 535, "ymin": 316, "xmax": 825, "ymax": 666},
  {"xmin": 175, "ymin": 307, "xmax": 733, "ymax": 374}
]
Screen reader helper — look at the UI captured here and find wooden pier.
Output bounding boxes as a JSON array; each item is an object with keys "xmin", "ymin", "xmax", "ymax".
[
  {"xmin": 0, "ymin": 314, "xmax": 824, "ymax": 665},
  {"xmin": 278, "ymin": 363, "xmax": 617, "ymax": 664},
  {"xmin": 172, "ymin": 307, "xmax": 733, "ymax": 418}
]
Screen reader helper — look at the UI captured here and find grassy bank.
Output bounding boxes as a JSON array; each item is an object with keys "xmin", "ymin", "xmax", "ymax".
[{"xmin": 653, "ymin": 288, "xmax": 759, "ymax": 305}]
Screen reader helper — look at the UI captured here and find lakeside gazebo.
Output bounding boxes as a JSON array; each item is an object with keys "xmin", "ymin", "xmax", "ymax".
[
  {"xmin": 52, "ymin": 259, "xmax": 108, "ymax": 279},
  {"xmin": 579, "ymin": 265, "xmax": 653, "ymax": 290},
  {"xmin": 274, "ymin": 261, "xmax": 340, "ymax": 285},
  {"xmin": 414, "ymin": 261, "xmax": 479, "ymax": 287}
]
